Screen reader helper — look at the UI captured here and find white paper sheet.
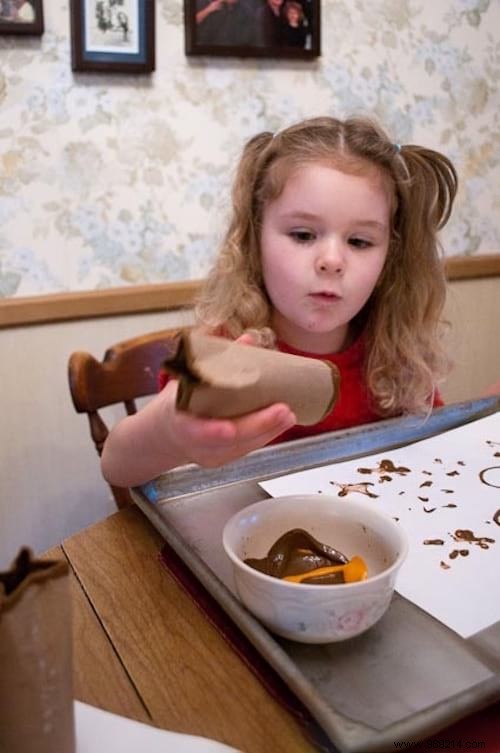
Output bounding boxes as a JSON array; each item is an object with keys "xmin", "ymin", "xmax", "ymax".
[
  {"xmin": 260, "ymin": 412, "xmax": 500, "ymax": 639},
  {"xmin": 75, "ymin": 700, "xmax": 243, "ymax": 753}
]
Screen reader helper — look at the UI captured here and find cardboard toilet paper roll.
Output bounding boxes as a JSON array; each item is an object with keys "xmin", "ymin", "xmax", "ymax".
[
  {"xmin": 163, "ymin": 330, "xmax": 340, "ymax": 425},
  {"xmin": 0, "ymin": 548, "xmax": 75, "ymax": 753}
]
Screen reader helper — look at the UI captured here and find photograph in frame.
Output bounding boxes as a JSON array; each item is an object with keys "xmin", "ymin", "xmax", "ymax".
[
  {"xmin": 69, "ymin": 0, "xmax": 155, "ymax": 73},
  {"xmin": 184, "ymin": 0, "xmax": 320, "ymax": 60},
  {"xmin": 0, "ymin": 0, "xmax": 44, "ymax": 35}
]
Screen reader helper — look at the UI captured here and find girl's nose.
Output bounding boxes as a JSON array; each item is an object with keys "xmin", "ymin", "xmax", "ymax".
[{"xmin": 315, "ymin": 239, "xmax": 345, "ymax": 275}]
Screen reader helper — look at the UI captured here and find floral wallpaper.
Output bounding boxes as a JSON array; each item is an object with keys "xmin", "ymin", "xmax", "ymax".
[{"xmin": 0, "ymin": 0, "xmax": 498, "ymax": 298}]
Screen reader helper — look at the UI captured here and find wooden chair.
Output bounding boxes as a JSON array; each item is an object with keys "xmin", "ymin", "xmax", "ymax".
[{"xmin": 68, "ymin": 328, "xmax": 180, "ymax": 509}]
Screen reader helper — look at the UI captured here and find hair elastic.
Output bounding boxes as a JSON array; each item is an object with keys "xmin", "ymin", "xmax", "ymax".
[{"xmin": 394, "ymin": 143, "xmax": 402, "ymax": 152}]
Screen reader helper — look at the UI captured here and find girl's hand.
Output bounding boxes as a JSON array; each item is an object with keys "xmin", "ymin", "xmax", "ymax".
[
  {"xmin": 158, "ymin": 379, "xmax": 296, "ymax": 469},
  {"xmin": 159, "ymin": 329, "xmax": 293, "ymax": 467},
  {"xmin": 102, "ymin": 329, "xmax": 296, "ymax": 487}
]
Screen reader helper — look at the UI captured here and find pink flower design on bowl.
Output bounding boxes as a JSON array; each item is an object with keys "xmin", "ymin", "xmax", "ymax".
[{"xmin": 335, "ymin": 608, "xmax": 369, "ymax": 634}]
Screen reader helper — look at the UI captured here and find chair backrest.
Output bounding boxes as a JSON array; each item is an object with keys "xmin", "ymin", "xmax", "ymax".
[{"xmin": 68, "ymin": 328, "xmax": 180, "ymax": 509}]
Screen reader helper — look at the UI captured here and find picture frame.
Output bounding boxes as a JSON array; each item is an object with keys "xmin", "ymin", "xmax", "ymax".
[
  {"xmin": 69, "ymin": 0, "xmax": 155, "ymax": 74},
  {"xmin": 0, "ymin": 0, "xmax": 44, "ymax": 35},
  {"xmin": 184, "ymin": 0, "xmax": 320, "ymax": 60}
]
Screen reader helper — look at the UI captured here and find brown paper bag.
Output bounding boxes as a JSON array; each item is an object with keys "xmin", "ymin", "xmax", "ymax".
[
  {"xmin": 163, "ymin": 330, "xmax": 340, "ymax": 425},
  {"xmin": 0, "ymin": 548, "xmax": 75, "ymax": 753}
]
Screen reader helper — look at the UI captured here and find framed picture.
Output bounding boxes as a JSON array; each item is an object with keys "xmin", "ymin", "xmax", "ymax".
[
  {"xmin": 69, "ymin": 0, "xmax": 155, "ymax": 73},
  {"xmin": 184, "ymin": 0, "xmax": 320, "ymax": 59},
  {"xmin": 0, "ymin": 0, "xmax": 44, "ymax": 35}
]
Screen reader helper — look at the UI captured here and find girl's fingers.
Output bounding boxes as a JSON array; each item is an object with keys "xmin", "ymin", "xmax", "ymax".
[
  {"xmin": 171, "ymin": 403, "xmax": 296, "ymax": 466},
  {"xmin": 173, "ymin": 402, "xmax": 294, "ymax": 440},
  {"xmin": 232, "ymin": 403, "xmax": 296, "ymax": 441}
]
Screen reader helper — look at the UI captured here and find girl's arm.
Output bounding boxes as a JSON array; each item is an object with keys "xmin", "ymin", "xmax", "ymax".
[{"xmin": 101, "ymin": 379, "xmax": 296, "ymax": 488}]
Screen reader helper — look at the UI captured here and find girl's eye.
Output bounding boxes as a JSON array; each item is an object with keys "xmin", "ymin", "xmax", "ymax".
[
  {"xmin": 289, "ymin": 229, "xmax": 316, "ymax": 243},
  {"xmin": 349, "ymin": 237, "xmax": 372, "ymax": 249}
]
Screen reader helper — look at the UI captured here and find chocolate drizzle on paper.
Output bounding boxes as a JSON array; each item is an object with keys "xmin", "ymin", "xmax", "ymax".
[
  {"xmin": 452, "ymin": 529, "xmax": 495, "ymax": 550},
  {"xmin": 330, "ymin": 481, "xmax": 379, "ymax": 499},
  {"xmin": 479, "ymin": 466, "xmax": 500, "ymax": 489},
  {"xmin": 357, "ymin": 459, "xmax": 411, "ymax": 477}
]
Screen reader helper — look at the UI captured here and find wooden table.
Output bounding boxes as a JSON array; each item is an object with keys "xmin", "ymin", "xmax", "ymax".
[
  {"xmin": 46, "ymin": 504, "xmax": 318, "ymax": 753},
  {"xmin": 47, "ymin": 502, "xmax": 500, "ymax": 753}
]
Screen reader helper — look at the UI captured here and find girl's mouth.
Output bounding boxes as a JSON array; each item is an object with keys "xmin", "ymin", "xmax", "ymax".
[{"xmin": 310, "ymin": 292, "xmax": 340, "ymax": 302}]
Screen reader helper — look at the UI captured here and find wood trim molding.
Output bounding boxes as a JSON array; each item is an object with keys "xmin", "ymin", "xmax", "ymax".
[
  {"xmin": 0, "ymin": 280, "xmax": 203, "ymax": 329},
  {"xmin": 444, "ymin": 254, "xmax": 500, "ymax": 281},
  {"xmin": 1, "ymin": 254, "xmax": 499, "ymax": 329}
]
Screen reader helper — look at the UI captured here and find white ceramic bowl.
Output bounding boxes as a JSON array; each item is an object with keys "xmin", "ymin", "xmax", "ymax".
[{"xmin": 223, "ymin": 494, "xmax": 408, "ymax": 643}]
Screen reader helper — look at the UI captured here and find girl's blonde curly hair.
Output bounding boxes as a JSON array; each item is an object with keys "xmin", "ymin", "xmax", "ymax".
[{"xmin": 196, "ymin": 116, "xmax": 458, "ymax": 417}]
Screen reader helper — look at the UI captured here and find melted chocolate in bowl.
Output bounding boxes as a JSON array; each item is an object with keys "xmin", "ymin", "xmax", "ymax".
[
  {"xmin": 244, "ymin": 528, "xmax": 367, "ymax": 585},
  {"xmin": 223, "ymin": 495, "xmax": 409, "ymax": 642}
]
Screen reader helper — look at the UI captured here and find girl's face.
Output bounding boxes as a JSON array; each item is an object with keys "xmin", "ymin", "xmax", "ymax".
[{"xmin": 260, "ymin": 162, "xmax": 391, "ymax": 353}]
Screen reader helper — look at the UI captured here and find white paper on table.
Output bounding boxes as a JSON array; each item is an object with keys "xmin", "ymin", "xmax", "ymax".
[
  {"xmin": 260, "ymin": 411, "xmax": 500, "ymax": 639},
  {"xmin": 75, "ymin": 700, "xmax": 244, "ymax": 753}
]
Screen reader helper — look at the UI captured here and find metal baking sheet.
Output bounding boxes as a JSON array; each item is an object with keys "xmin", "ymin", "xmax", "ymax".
[{"xmin": 132, "ymin": 398, "xmax": 500, "ymax": 753}]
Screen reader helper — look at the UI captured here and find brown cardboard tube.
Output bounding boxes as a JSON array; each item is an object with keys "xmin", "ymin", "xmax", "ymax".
[
  {"xmin": 163, "ymin": 330, "xmax": 340, "ymax": 425},
  {"xmin": 0, "ymin": 548, "xmax": 75, "ymax": 753}
]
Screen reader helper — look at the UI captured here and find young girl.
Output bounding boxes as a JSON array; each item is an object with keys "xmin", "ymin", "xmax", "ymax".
[{"xmin": 101, "ymin": 115, "xmax": 459, "ymax": 488}]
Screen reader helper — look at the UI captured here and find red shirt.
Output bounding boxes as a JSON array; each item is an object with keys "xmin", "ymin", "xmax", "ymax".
[
  {"xmin": 275, "ymin": 337, "xmax": 444, "ymax": 443},
  {"xmin": 158, "ymin": 368, "xmax": 169, "ymax": 391}
]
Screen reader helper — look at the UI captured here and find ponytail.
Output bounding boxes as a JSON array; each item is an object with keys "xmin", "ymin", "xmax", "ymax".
[
  {"xmin": 398, "ymin": 145, "xmax": 458, "ymax": 232},
  {"xmin": 366, "ymin": 145, "xmax": 457, "ymax": 415}
]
